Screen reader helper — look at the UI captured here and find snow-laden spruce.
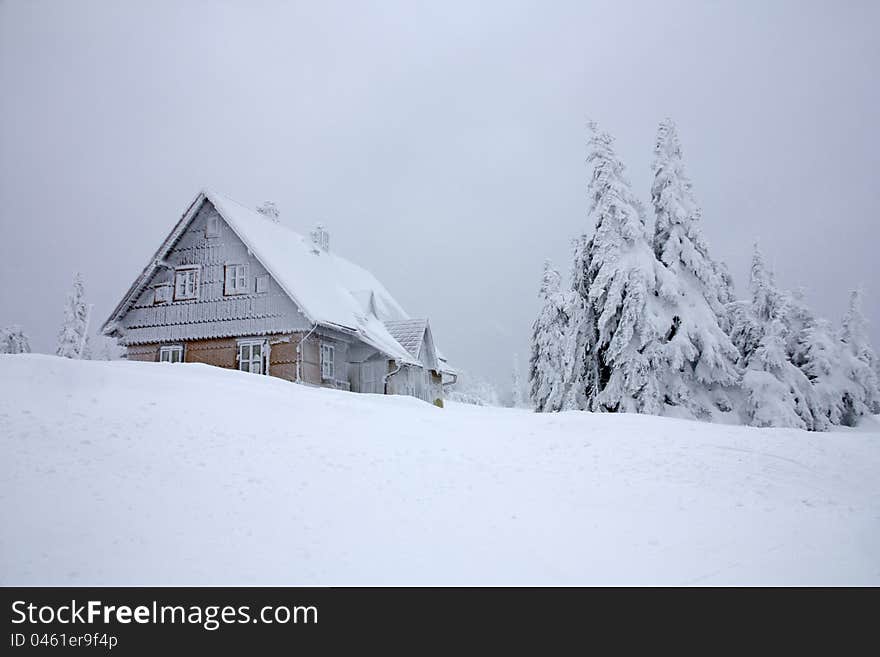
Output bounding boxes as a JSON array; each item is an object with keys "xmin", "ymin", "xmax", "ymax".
[
  {"xmin": 1, "ymin": 326, "xmax": 31, "ymax": 354},
  {"xmin": 839, "ymin": 289, "xmax": 880, "ymax": 419},
  {"xmin": 560, "ymin": 234, "xmax": 598, "ymax": 411},
  {"xmin": 796, "ymin": 317, "xmax": 847, "ymax": 429},
  {"xmin": 529, "ymin": 261, "xmax": 569, "ymax": 412},
  {"xmin": 650, "ymin": 119, "xmax": 740, "ymax": 418},
  {"xmin": 56, "ymin": 272, "xmax": 90, "ymax": 359},
  {"xmin": 729, "ymin": 246, "xmax": 817, "ymax": 429},
  {"xmin": 581, "ymin": 123, "xmax": 666, "ymax": 414}
]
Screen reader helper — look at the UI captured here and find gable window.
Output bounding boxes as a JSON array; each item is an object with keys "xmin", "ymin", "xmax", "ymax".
[
  {"xmin": 224, "ymin": 264, "xmax": 248, "ymax": 295},
  {"xmin": 154, "ymin": 283, "xmax": 172, "ymax": 304},
  {"xmin": 159, "ymin": 345, "xmax": 184, "ymax": 363},
  {"xmin": 320, "ymin": 343, "xmax": 335, "ymax": 380},
  {"xmin": 205, "ymin": 215, "xmax": 220, "ymax": 238},
  {"xmin": 255, "ymin": 274, "xmax": 269, "ymax": 294},
  {"xmin": 238, "ymin": 340, "xmax": 267, "ymax": 375},
  {"xmin": 173, "ymin": 266, "xmax": 200, "ymax": 301}
]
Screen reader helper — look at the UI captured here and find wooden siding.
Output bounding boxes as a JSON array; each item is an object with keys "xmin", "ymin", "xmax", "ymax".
[
  {"xmin": 386, "ymin": 362, "xmax": 443, "ymax": 404},
  {"xmin": 126, "ymin": 343, "xmax": 160, "ymax": 362},
  {"xmin": 117, "ymin": 201, "xmax": 311, "ymax": 345},
  {"xmin": 124, "ymin": 329, "xmax": 362, "ymax": 389},
  {"xmin": 185, "ymin": 337, "xmax": 237, "ymax": 370}
]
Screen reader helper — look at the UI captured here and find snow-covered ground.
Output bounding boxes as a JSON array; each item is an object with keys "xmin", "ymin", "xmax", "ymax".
[{"xmin": 1, "ymin": 354, "xmax": 878, "ymax": 585}]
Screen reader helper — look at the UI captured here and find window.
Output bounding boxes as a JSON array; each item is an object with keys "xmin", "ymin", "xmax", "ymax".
[
  {"xmin": 154, "ymin": 283, "xmax": 172, "ymax": 304},
  {"xmin": 224, "ymin": 264, "xmax": 248, "ymax": 295},
  {"xmin": 206, "ymin": 215, "xmax": 220, "ymax": 238},
  {"xmin": 238, "ymin": 340, "xmax": 267, "ymax": 375},
  {"xmin": 255, "ymin": 274, "xmax": 269, "ymax": 294},
  {"xmin": 173, "ymin": 266, "xmax": 200, "ymax": 300},
  {"xmin": 159, "ymin": 345, "xmax": 183, "ymax": 363},
  {"xmin": 320, "ymin": 343, "xmax": 335, "ymax": 380}
]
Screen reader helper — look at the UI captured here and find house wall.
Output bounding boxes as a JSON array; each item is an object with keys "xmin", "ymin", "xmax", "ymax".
[
  {"xmin": 115, "ymin": 200, "xmax": 311, "ymax": 346},
  {"xmin": 124, "ymin": 328, "xmax": 358, "ymax": 390},
  {"xmin": 386, "ymin": 363, "xmax": 443, "ymax": 405}
]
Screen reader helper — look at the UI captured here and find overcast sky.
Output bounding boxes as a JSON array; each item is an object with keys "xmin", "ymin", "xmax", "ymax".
[{"xmin": 1, "ymin": 0, "xmax": 877, "ymax": 392}]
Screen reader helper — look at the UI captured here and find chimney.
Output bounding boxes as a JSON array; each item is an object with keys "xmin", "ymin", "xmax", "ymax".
[
  {"xmin": 256, "ymin": 200, "xmax": 280, "ymax": 223},
  {"xmin": 310, "ymin": 224, "xmax": 329, "ymax": 253}
]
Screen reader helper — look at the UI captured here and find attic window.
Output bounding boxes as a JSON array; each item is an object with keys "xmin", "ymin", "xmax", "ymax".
[
  {"xmin": 173, "ymin": 266, "xmax": 200, "ymax": 301},
  {"xmin": 206, "ymin": 215, "xmax": 220, "ymax": 238},
  {"xmin": 224, "ymin": 264, "xmax": 248, "ymax": 295},
  {"xmin": 255, "ymin": 274, "xmax": 269, "ymax": 294}
]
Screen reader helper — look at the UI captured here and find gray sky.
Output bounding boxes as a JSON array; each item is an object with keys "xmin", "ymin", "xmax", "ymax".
[{"xmin": 1, "ymin": 0, "xmax": 878, "ymax": 392}]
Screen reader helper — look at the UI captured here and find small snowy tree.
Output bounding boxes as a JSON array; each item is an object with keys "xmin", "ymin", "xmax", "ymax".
[
  {"xmin": 1, "ymin": 325, "xmax": 31, "ymax": 354},
  {"xmin": 797, "ymin": 318, "xmax": 846, "ymax": 430},
  {"xmin": 510, "ymin": 354, "xmax": 526, "ymax": 408},
  {"xmin": 529, "ymin": 261, "xmax": 569, "ymax": 412},
  {"xmin": 650, "ymin": 118, "xmax": 740, "ymax": 418},
  {"xmin": 56, "ymin": 272, "xmax": 90, "ymax": 359},
  {"xmin": 731, "ymin": 246, "xmax": 817, "ymax": 429},
  {"xmin": 257, "ymin": 200, "xmax": 280, "ymax": 223},
  {"xmin": 741, "ymin": 319, "xmax": 813, "ymax": 430},
  {"xmin": 839, "ymin": 289, "xmax": 880, "ymax": 422}
]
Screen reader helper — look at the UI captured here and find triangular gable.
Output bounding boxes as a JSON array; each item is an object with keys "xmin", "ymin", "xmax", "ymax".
[{"xmin": 418, "ymin": 321, "xmax": 441, "ymax": 372}]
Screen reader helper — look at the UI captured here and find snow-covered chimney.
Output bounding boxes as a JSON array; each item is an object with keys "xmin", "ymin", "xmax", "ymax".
[
  {"xmin": 310, "ymin": 224, "xmax": 329, "ymax": 253},
  {"xmin": 257, "ymin": 201, "xmax": 280, "ymax": 223}
]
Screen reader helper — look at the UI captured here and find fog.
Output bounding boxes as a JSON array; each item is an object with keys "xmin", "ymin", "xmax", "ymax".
[{"xmin": 1, "ymin": 0, "xmax": 877, "ymax": 392}]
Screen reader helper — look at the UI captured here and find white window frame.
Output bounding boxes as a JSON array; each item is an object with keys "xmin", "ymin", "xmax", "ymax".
[
  {"xmin": 159, "ymin": 345, "xmax": 184, "ymax": 363},
  {"xmin": 255, "ymin": 274, "xmax": 269, "ymax": 294},
  {"xmin": 320, "ymin": 343, "xmax": 335, "ymax": 381},
  {"xmin": 238, "ymin": 339, "xmax": 268, "ymax": 375},
  {"xmin": 173, "ymin": 266, "xmax": 200, "ymax": 301},
  {"xmin": 205, "ymin": 215, "xmax": 220, "ymax": 238},
  {"xmin": 153, "ymin": 283, "xmax": 172, "ymax": 305},
  {"xmin": 224, "ymin": 263, "xmax": 248, "ymax": 295}
]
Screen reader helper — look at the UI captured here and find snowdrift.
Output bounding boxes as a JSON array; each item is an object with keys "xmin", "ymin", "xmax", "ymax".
[{"xmin": 1, "ymin": 354, "xmax": 878, "ymax": 585}]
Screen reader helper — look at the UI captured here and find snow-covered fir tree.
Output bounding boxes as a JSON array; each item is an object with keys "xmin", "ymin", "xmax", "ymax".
[
  {"xmin": 529, "ymin": 261, "xmax": 569, "ymax": 412},
  {"xmin": 582, "ymin": 122, "xmax": 665, "ymax": 414},
  {"xmin": 650, "ymin": 118, "xmax": 740, "ymax": 418},
  {"xmin": 56, "ymin": 272, "xmax": 90, "ymax": 359},
  {"xmin": 510, "ymin": 354, "xmax": 526, "ymax": 408},
  {"xmin": 730, "ymin": 246, "xmax": 817, "ymax": 429},
  {"xmin": 838, "ymin": 289, "xmax": 880, "ymax": 421},
  {"xmin": 796, "ymin": 317, "xmax": 846, "ymax": 430},
  {"xmin": 652, "ymin": 119, "xmax": 732, "ymax": 317},
  {"xmin": 1, "ymin": 325, "xmax": 31, "ymax": 354},
  {"xmin": 560, "ymin": 234, "xmax": 598, "ymax": 411},
  {"xmin": 257, "ymin": 201, "xmax": 280, "ymax": 223}
]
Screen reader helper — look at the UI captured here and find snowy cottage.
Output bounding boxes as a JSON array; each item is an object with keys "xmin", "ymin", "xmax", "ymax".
[{"xmin": 101, "ymin": 190, "xmax": 453, "ymax": 405}]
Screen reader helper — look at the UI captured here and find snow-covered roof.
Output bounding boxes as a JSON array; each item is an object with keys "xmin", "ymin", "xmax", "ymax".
[
  {"xmin": 383, "ymin": 319, "xmax": 429, "ymax": 359},
  {"xmin": 103, "ymin": 189, "xmax": 445, "ymax": 368}
]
